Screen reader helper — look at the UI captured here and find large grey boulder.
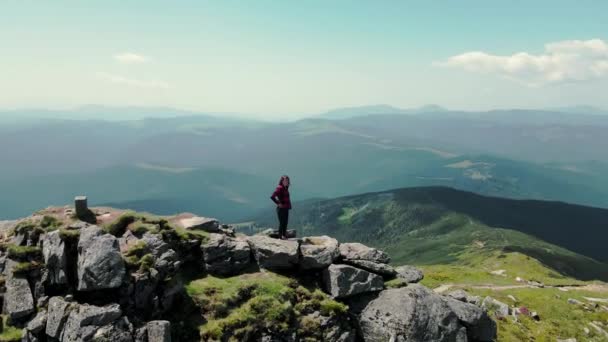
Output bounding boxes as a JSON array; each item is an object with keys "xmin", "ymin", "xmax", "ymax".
[
  {"xmin": 155, "ymin": 249, "xmax": 180, "ymax": 275},
  {"xmin": 140, "ymin": 233, "xmax": 181, "ymax": 275},
  {"xmin": 298, "ymin": 313, "xmax": 356, "ymax": 342},
  {"xmin": 78, "ymin": 225, "xmax": 103, "ymax": 249},
  {"xmin": 118, "ymin": 230, "xmax": 140, "ymax": 253},
  {"xmin": 201, "ymin": 233, "xmax": 251, "ymax": 275},
  {"xmin": 26, "ymin": 309, "xmax": 48, "ymax": 335},
  {"xmin": 133, "ymin": 270, "xmax": 160, "ymax": 311},
  {"xmin": 322, "ymin": 264, "xmax": 384, "ymax": 299},
  {"xmin": 77, "ymin": 227, "xmax": 126, "ymax": 291},
  {"xmin": 481, "ymin": 296, "xmax": 510, "ymax": 319},
  {"xmin": 247, "ymin": 235, "xmax": 299, "ymax": 270},
  {"xmin": 446, "ymin": 289, "xmax": 481, "ymax": 306},
  {"xmin": 3, "ymin": 276, "xmax": 35, "ymax": 320},
  {"xmin": 142, "ymin": 233, "xmax": 171, "ymax": 257},
  {"xmin": 353, "ymin": 285, "xmax": 465, "ymax": 342},
  {"xmin": 445, "ymin": 297, "xmax": 497, "ymax": 341},
  {"xmin": 42, "ymin": 230, "xmax": 68, "ymax": 285},
  {"xmin": 299, "ymin": 236, "xmax": 340, "ymax": 270},
  {"xmin": 92, "ymin": 316, "xmax": 134, "ymax": 342},
  {"xmin": 339, "ymin": 243, "xmax": 390, "ymax": 264},
  {"xmin": 46, "ymin": 297, "xmax": 72, "ymax": 339},
  {"xmin": 395, "ymin": 265, "xmax": 424, "ymax": 283},
  {"xmin": 319, "ymin": 315, "xmax": 356, "ymax": 342},
  {"xmin": 343, "ymin": 259, "xmax": 397, "ymax": 278},
  {"xmin": 60, "ymin": 303, "xmax": 122, "ymax": 341},
  {"xmin": 147, "ymin": 320, "xmax": 172, "ymax": 342},
  {"xmin": 259, "ymin": 229, "xmax": 297, "ymax": 239}
]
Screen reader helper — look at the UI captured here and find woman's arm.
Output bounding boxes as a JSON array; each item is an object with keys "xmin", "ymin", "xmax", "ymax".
[{"xmin": 270, "ymin": 187, "xmax": 282, "ymax": 206}]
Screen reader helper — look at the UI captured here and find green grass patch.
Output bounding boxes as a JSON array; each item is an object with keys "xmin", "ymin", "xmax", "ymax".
[
  {"xmin": 161, "ymin": 225, "xmax": 209, "ymax": 244},
  {"xmin": 124, "ymin": 241, "xmax": 147, "ymax": 258},
  {"xmin": 123, "ymin": 241, "xmax": 154, "ymax": 273},
  {"xmin": 6, "ymin": 244, "xmax": 42, "ymax": 260},
  {"xmin": 58, "ymin": 228, "xmax": 80, "ymax": 243},
  {"xmin": 186, "ymin": 272, "xmax": 348, "ymax": 341},
  {"xmin": 139, "ymin": 254, "xmax": 155, "ymax": 273},
  {"xmin": 466, "ymin": 287, "xmax": 608, "ymax": 341},
  {"xmin": 0, "ymin": 315, "xmax": 22, "ymax": 342},
  {"xmin": 103, "ymin": 211, "xmax": 165, "ymax": 237},
  {"xmin": 12, "ymin": 261, "xmax": 43, "ymax": 275},
  {"xmin": 128, "ymin": 222, "xmax": 159, "ymax": 236},
  {"xmin": 11, "ymin": 220, "xmax": 46, "ymax": 242},
  {"xmin": 13, "ymin": 220, "xmax": 37, "ymax": 235},
  {"xmin": 40, "ymin": 215, "xmax": 62, "ymax": 230},
  {"xmin": 419, "ymin": 250, "xmax": 584, "ymax": 289},
  {"xmin": 319, "ymin": 298, "xmax": 347, "ymax": 316},
  {"xmin": 103, "ymin": 211, "xmax": 138, "ymax": 236}
]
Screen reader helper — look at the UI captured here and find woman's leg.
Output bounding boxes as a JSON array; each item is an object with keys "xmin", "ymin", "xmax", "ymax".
[
  {"xmin": 278, "ymin": 208, "xmax": 288, "ymax": 238},
  {"xmin": 283, "ymin": 209, "xmax": 289, "ymax": 237}
]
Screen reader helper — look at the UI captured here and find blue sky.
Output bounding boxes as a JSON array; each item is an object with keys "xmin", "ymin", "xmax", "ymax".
[{"xmin": 2, "ymin": 1, "xmax": 607, "ymax": 118}]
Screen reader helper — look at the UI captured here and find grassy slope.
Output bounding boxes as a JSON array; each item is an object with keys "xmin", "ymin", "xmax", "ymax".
[
  {"xmin": 457, "ymin": 286, "xmax": 608, "ymax": 341},
  {"xmin": 248, "ymin": 186, "xmax": 608, "ymax": 340},
  {"xmin": 247, "ymin": 186, "xmax": 608, "ymax": 340},
  {"xmin": 250, "ymin": 187, "xmax": 608, "ymax": 281}
]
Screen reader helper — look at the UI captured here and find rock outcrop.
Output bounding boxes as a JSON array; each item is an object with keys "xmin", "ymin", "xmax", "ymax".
[
  {"xmin": 299, "ymin": 235, "xmax": 340, "ymax": 270},
  {"xmin": 352, "ymin": 285, "xmax": 465, "ymax": 341},
  {"xmin": 343, "ymin": 259, "xmax": 397, "ymax": 278},
  {"xmin": 323, "ymin": 264, "xmax": 384, "ymax": 298},
  {"xmin": 42, "ymin": 230, "xmax": 68, "ymax": 285},
  {"xmin": 77, "ymin": 226, "xmax": 126, "ymax": 291},
  {"xmin": 0, "ymin": 206, "xmax": 496, "ymax": 342},
  {"xmin": 395, "ymin": 264, "xmax": 425, "ymax": 283},
  {"xmin": 481, "ymin": 296, "xmax": 510, "ymax": 319},
  {"xmin": 446, "ymin": 289, "xmax": 482, "ymax": 306},
  {"xmin": 46, "ymin": 296, "xmax": 71, "ymax": 339},
  {"xmin": 445, "ymin": 297, "xmax": 497, "ymax": 341},
  {"xmin": 248, "ymin": 235, "xmax": 299, "ymax": 270},
  {"xmin": 339, "ymin": 242, "xmax": 390, "ymax": 263},
  {"xmin": 200, "ymin": 233, "xmax": 251, "ymax": 275},
  {"xmin": 145, "ymin": 320, "xmax": 172, "ymax": 342},
  {"xmin": 179, "ymin": 216, "xmax": 220, "ymax": 232},
  {"xmin": 3, "ymin": 276, "xmax": 35, "ymax": 320}
]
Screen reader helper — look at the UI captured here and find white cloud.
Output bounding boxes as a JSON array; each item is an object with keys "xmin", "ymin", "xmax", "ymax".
[
  {"xmin": 437, "ymin": 39, "xmax": 608, "ymax": 86},
  {"xmin": 95, "ymin": 72, "xmax": 169, "ymax": 89},
  {"xmin": 113, "ymin": 52, "xmax": 149, "ymax": 64}
]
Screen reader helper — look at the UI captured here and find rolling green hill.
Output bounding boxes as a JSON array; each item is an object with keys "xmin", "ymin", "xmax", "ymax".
[{"xmin": 249, "ymin": 186, "xmax": 608, "ymax": 281}]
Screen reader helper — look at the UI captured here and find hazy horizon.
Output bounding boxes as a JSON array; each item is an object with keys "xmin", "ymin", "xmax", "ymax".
[{"xmin": 2, "ymin": 103, "xmax": 608, "ymax": 123}]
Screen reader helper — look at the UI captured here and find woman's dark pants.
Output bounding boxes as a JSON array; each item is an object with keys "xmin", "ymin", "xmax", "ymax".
[{"xmin": 277, "ymin": 207, "xmax": 289, "ymax": 237}]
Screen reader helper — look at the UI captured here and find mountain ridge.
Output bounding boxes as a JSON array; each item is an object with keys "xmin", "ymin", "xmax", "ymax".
[{"xmin": 248, "ymin": 186, "xmax": 608, "ymax": 281}]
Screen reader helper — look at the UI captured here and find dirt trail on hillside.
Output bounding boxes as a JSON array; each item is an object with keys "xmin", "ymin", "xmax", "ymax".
[{"xmin": 434, "ymin": 283, "xmax": 608, "ymax": 294}]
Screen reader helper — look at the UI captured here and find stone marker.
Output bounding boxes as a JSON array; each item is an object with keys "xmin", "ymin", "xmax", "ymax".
[{"xmin": 75, "ymin": 196, "xmax": 88, "ymax": 219}]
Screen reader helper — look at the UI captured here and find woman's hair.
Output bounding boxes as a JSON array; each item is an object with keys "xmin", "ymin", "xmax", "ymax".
[{"xmin": 279, "ymin": 175, "xmax": 290, "ymax": 187}]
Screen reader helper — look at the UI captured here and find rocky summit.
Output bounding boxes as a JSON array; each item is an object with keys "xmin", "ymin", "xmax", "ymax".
[{"xmin": 0, "ymin": 205, "xmax": 497, "ymax": 342}]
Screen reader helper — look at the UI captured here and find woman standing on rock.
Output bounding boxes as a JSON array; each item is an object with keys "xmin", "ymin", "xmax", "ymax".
[{"xmin": 270, "ymin": 175, "xmax": 292, "ymax": 240}]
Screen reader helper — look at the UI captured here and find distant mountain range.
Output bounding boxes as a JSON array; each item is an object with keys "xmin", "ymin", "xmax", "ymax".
[
  {"xmin": 2, "ymin": 106, "xmax": 608, "ymax": 221},
  {"xmin": 2, "ymin": 104, "xmax": 606, "ymax": 123},
  {"xmin": 319, "ymin": 104, "xmax": 447, "ymax": 119}
]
